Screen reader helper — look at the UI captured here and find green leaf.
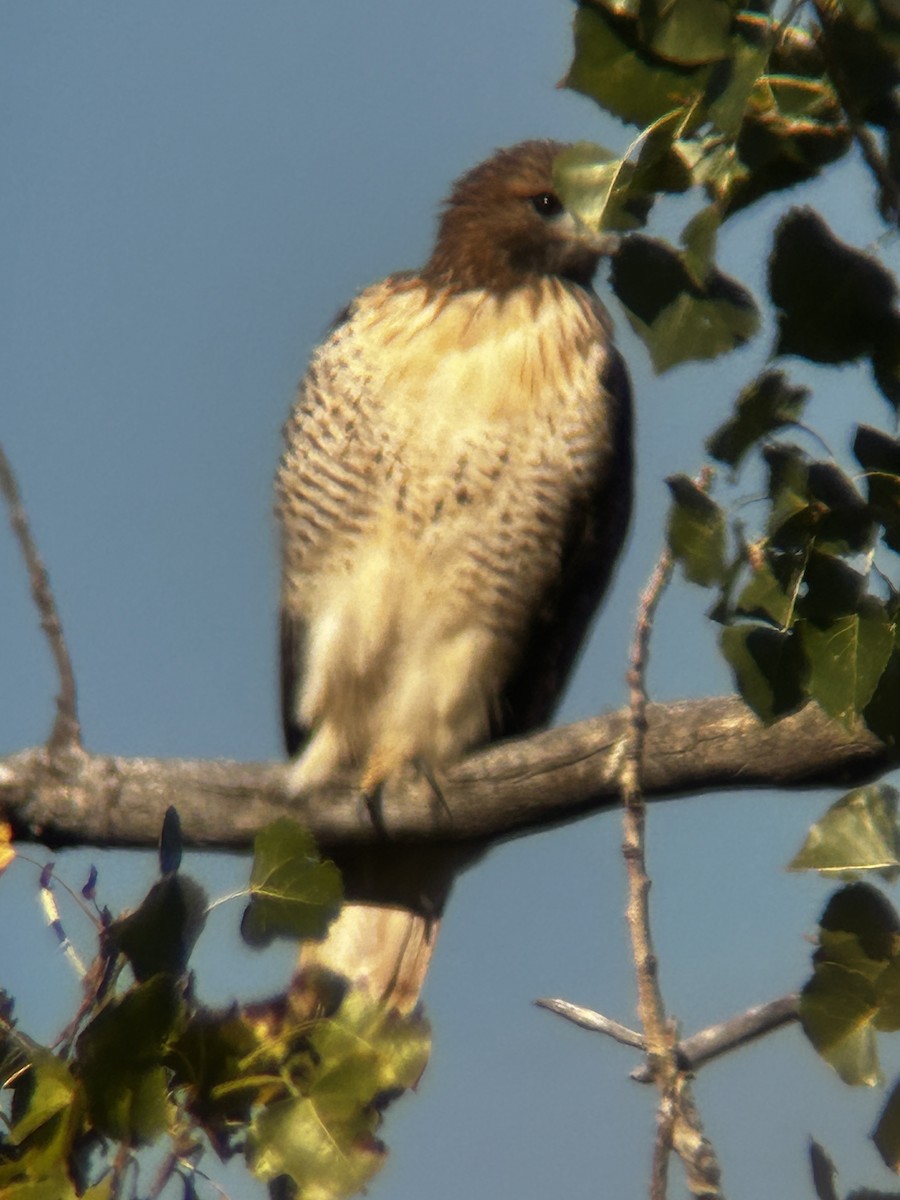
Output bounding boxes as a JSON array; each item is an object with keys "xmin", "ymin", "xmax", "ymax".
[
  {"xmin": 108, "ymin": 873, "xmax": 208, "ymax": 981},
  {"xmin": 680, "ymin": 203, "xmax": 721, "ymax": 286},
  {"xmin": 801, "ymin": 961, "xmax": 881, "ymax": 1085},
  {"xmin": 789, "ymin": 786, "xmax": 900, "ymax": 879},
  {"xmin": 7, "ymin": 1049, "xmax": 78, "ymax": 1147},
  {"xmin": 248, "ymin": 1093, "xmax": 383, "ymax": 1200},
  {"xmin": 309, "ymin": 992, "xmax": 431, "ymax": 1101},
  {"xmin": 769, "ymin": 208, "xmax": 900, "ymax": 406},
  {"xmin": 76, "ymin": 975, "xmax": 182, "ymax": 1145},
  {"xmin": 799, "ymin": 602, "xmax": 895, "ymax": 728},
  {"xmin": 728, "ymin": 78, "xmax": 850, "ymax": 213},
  {"xmin": 817, "ymin": 0, "xmax": 900, "ymax": 130},
  {"xmin": 246, "ymin": 996, "xmax": 430, "ymax": 1200},
  {"xmin": 874, "ymin": 956, "xmax": 900, "ymax": 1031},
  {"xmin": 640, "ymin": 0, "xmax": 735, "ymax": 66},
  {"xmin": 665, "ymin": 474, "xmax": 726, "ymax": 586},
  {"xmin": 734, "ymin": 557, "xmax": 801, "ymax": 629},
  {"xmin": 611, "ymin": 234, "xmax": 758, "ymax": 371},
  {"xmin": 565, "ymin": 5, "xmax": 713, "ymax": 128},
  {"xmin": 554, "ymin": 121, "xmax": 691, "ymax": 235},
  {"xmin": 719, "ymin": 623, "xmax": 807, "ymax": 722},
  {"xmin": 804, "ymin": 463, "xmax": 875, "ymax": 557},
  {"xmin": 764, "ymin": 443, "xmax": 812, "ymax": 545},
  {"xmin": 171, "ymin": 1009, "xmax": 262, "ymax": 1136},
  {"xmin": 706, "ymin": 370, "xmax": 809, "ymax": 469},
  {"xmin": 801, "ymin": 882, "xmax": 900, "ymax": 1086},
  {"xmin": 819, "ymin": 883, "xmax": 900, "ymax": 962},
  {"xmin": 241, "ymin": 819, "xmax": 343, "ymax": 948}
]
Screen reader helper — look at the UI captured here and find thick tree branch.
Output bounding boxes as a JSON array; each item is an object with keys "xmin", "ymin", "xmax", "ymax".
[{"xmin": 0, "ymin": 696, "xmax": 889, "ymax": 854}]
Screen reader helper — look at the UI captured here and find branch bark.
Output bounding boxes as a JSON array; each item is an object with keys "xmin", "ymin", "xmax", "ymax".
[{"xmin": 0, "ymin": 696, "xmax": 890, "ymax": 853}]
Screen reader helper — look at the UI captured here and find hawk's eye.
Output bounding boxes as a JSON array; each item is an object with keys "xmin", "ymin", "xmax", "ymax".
[{"xmin": 530, "ymin": 192, "xmax": 563, "ymax": 218}]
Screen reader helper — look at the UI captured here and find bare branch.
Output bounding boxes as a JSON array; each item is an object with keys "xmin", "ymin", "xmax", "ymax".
[
  {"xmin": 0, "ymin": 443, "xmax": 81, "ymax": 756},
  {"xmin": 658, "ymin": 992, "xmax": 799, "ymax": 1079},
  {"xmin": 0, "ymin": 698, "xmax": 890, "ymax": 853},
  {"xmin": 620, "ymin": 479, "xmax": 724, "ymax": 1199},
  {"xmin": 620, "ymin": 547, "xmax": 674, "ymax": 1062},
  {"xmin": 535, "ymin": 992, "xmax": 800, "ymax": 1079}
]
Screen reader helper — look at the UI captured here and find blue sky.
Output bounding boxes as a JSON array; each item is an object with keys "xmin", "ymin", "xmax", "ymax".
[{"xmin": 2, "ymin": 4, "xmax": 899, "ymax": 1198}]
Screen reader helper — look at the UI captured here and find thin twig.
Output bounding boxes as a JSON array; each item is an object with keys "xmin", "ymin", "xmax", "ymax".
[
  {"xmin": 621, "ymin": 546, "xmax": 675, "ymax": 1064},
  {"xmin": 0, "ymin": 442, "xmax": 81, "ymax": 755},
  {"xmin": 534, "ymin": 997, "xmax": 644, "ymax": 1049}
]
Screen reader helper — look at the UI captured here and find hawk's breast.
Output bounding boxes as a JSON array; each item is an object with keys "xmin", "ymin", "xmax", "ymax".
[{"xmin": 276, "ymin": 275, "xmax": 617, "ymax": 790}]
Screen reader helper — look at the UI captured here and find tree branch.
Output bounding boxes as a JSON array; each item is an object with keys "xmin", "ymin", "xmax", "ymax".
[
  {"xmin": 0, "ymin": 697, "xmax": 890, "ymax": 853},
  {"xmin": 535, "ymin": 993, "xmax": 800, "ymax": 1078},
  {"xmin": 0, "ymin": 444, "xmax": 81, "ymax": 757}
]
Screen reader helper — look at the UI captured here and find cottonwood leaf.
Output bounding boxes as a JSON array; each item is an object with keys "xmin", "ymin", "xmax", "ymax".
[
  {"xmin": 707, "ymin": 370, "xmax": 809, "ymax": 468},
  {"xmin": 789, "ymin": 786, "xmax": 900, "ymax": 879},
  {"xmin": 719, "ymin": 623, "xmax": 807, "ymax": 721},
  {"xmin": 612, "ymin": 234, "xmax": 758, "ymax": 370},
  {"xmin": 666, "ymin": 475, "xmax": 726, "ymax": 586},
  {"xmin": 799, "ymin": 603, "xmax": 894, "ymax": 728},
  {"xmin": 241, "ymin": 819, "xmax": 342, "ymax": 947}
]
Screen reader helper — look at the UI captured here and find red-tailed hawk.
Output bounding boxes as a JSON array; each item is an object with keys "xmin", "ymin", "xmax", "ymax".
[{"xmin": 276, "ymin": 140, "xmax": 632, "ymax": 1013}]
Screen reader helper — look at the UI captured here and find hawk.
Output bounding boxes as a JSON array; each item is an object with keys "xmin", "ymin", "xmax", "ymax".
[{"xmin": 276, "ymin": 140, "xmax": 632, "ymax": 1013}]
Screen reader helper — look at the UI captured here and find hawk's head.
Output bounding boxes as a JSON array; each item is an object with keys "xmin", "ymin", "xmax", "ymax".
[{"xmin": 423, "ymin": 140, "xmax": 611, "ymax": 294}]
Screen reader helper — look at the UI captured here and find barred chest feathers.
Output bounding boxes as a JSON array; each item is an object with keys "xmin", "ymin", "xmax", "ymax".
[{"xmin": 276, "ymin": 274, "xmax": 618, "ymax": 795}]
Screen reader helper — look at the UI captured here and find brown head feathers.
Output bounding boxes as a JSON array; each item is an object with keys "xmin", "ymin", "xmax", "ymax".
[{"xmin": 422, "ymin": 140, "xmax": 606, "ymax": 295}]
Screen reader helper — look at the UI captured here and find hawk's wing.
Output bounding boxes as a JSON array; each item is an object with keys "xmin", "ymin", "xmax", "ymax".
[{"xmin": 495, "ymin": 345, "xmax": 633, "ymax": 738}]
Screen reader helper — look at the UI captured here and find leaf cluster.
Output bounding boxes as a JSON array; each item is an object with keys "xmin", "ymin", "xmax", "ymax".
[
  {"xmin": 669, "ymin": 353, "xmax": 900, "ymax": 737},
  {"xmin": 0, "ymin": 816, "xmax": 426, "ymax": 1200},
  {"xmin": 558, "ymin": 0, "xmax": 900, "ymax": 370}
]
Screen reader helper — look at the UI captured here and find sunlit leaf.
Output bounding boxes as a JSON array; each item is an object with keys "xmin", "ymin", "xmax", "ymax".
[
  {"xmin": 246, "ymin": 994, "xmax": 430, "ymax": 1200},
  {"xmin": 241, "ymin": 819, "xmax": 342, "ymax": 947},
  {"xmin": 7, "ymin": 1048, "xmax": 79, "ymax": 1147},
  {"xmin": 554, "ymin": 120, "xmax": 691, "ymax": 234},
  {"xmin": 801, "ymin": 961, "xmax": 881, "ymax": 1085},
  {"xmin": 640, "ymin": 0, "xmax": 735, "ymax": 65},
  {"xmin": 565, "ymin": 4, "xmax": 712, "ymax": 127},
  {"xmin": 735, "ymin": 558, "xmax": 800, "ymax": 629},
  {"xmin": 800, "ymin": 602, "xmax": 895, "ymax": 728},
  {"xmin": 789, "ymin": 786, "xmax": 900, "ymax": 878},
  {"xmin": 248, "ymin": 1093, "xmax": 383, "ymax": 1200}
]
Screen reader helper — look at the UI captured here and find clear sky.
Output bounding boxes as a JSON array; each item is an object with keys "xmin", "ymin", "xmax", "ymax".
[{"xmin": 2, "ymin": 4, "xmax": 899, "ymax": 1199}]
